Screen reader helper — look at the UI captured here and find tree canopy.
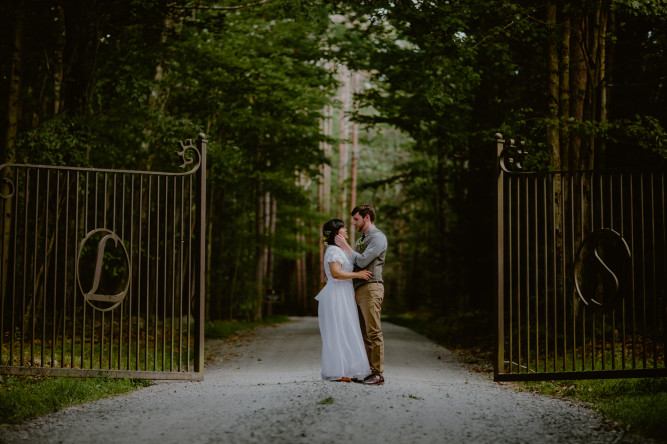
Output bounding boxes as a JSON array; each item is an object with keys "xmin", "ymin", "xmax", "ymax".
[{"xmin": 1, "ymin": 0, "xmax": 665, "ymax": 320}]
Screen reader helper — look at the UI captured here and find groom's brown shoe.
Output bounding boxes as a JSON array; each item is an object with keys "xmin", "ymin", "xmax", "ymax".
[{"xmin": 362, "ymin": 374, "xmax": 384, "ymax": 385}]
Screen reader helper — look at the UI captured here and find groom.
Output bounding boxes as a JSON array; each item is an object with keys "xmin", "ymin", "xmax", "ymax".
[{"xmin": 336, "ymin": 204, "xmax": 387, "ymax": 385}]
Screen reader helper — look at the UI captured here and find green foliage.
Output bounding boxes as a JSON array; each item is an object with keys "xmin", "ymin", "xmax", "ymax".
[
  {"xmin": 521, "ymin": 378, "xmax": 667, "ymax": 440},
  {"xmin": 620, "ymin": 115, "xmax": 667, "ymax": 159},
  {"xmin": 11, "ymin": 115, "xmax": 93, "ymax": 166},
  {"xmin": 615, "ymin": 0, "xmax": 667, "ymax": 17},
  {"xmin": 384, "ymin": 311, "xmax": 493, "ymax": 352},
  {"xmin": 204, "ymin": 315, "xmax": 290, "ymax": 340},
  {"xmin": 0, "ymin": 376, "xmax": 150, "ymax": 425}
]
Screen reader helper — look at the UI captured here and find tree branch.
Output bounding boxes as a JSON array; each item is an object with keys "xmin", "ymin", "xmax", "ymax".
[{"xmin": 173, "ymin": 0, "xmax": 270, "ymax": 11}]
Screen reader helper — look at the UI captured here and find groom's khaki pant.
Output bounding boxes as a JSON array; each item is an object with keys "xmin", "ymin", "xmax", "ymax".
[{"xmin": 355, "ymin": 283, "xmax": 384, "ymax": 376}]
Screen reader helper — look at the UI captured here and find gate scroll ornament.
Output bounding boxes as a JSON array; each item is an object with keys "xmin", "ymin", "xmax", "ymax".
[
  {"xmin": 495, "ymin": 133, "xmax": 666, "ymax": 381},
  {"xmin": 0, "ymin": 134, "xmax": 207, "ymax": 380}
]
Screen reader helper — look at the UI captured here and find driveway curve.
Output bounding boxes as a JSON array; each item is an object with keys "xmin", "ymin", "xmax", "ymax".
[{"xmin": 0, "ymin": 317, "xmax": 644, "ymax": 443}]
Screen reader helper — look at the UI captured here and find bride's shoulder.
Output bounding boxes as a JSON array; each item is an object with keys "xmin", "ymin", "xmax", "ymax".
[
  {"xmin": 325, "ymin": 245, "xmax": 346, "ymax": 261},
  {"xmin": 325, "ymin": 245, "xmax": 343, "ymax": 255}
]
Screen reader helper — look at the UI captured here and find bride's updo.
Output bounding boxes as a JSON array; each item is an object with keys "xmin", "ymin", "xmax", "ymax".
[{"xmin": 322, "ymin": 219, "xmax": 344, "ymax": 246}]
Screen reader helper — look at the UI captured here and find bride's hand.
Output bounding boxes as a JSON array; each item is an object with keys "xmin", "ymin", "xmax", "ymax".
[{"xmin": 357, "ymin": 270, "xmax": 372, "ymax": 280}]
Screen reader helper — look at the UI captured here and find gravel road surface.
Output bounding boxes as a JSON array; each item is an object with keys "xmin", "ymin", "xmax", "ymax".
[{"xmin": 0, "ymin": 317, "xmax": 644, "ymax": 443}]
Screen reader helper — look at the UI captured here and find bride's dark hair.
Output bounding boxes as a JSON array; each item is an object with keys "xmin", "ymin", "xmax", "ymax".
[{"xmin": 322, "ymin": 219, "xmax": 345, "ymax": 246}]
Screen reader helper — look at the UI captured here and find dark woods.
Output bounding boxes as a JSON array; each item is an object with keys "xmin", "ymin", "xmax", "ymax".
[{"xmin": 1, "ymin": 1, "xmax": 665, "ymax": 327}]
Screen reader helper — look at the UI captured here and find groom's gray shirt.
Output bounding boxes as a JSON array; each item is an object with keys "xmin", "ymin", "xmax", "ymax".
[{"xmin": 351, "ymin": 225, "xmax": 387, "ymax": 290}]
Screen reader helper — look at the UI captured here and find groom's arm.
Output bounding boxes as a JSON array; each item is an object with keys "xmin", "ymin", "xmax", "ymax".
[{"xmin": 351, "ymin": 234, "xmax": 387, "ymax": 268}]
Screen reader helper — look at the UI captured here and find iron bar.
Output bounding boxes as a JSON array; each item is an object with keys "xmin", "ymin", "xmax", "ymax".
[
  {"xmin": 640, "ymin": 174, "xmax": 647, "ymax": 368},
  {"xmin": 525, "ymin": 176, "xmax": 530, "ymax": 373},
  {"xmin": 590, "ymin": 171, "xmax": 596, "ymax": 371},
  {"xmin": 650, "ymin": 173, "xmax": 657, "ymax": 368},
  {"xmin": 32, "ymin": 170, "xmax": 39, "ymax": 366},
  {"xmin": 188, "ymin": 174, "xmax": 192, "ymax": 372},
  {"xmin": 146, "ymin": 175, "xmax": 152, "ymax": 370},
  {"xmin": 179, "ymin": 175, "xmax": 185, "ymax": 372},
  {"xmin": 137, "ymin": 174, "xmax": 143, "ymax": 371},
  {"xmin": 579, "ymin": 172, "xmax": 586, "ymax": 372},
  {"xmin": 543, "ymin": 176, "xmax": 548, "ymax": 373},
  {"xmin": 516, "ymin": 176, "xmax": 522, "ymax": 372},
  {"xmin": 570, "ymin": 172, "xmax": 576, "ymax": 372},
  {"xmin": 163, "ymin": 177, "xmax": 168, "ymax": 372},
  {"xmin": 604, "ymin": 174, "xmax": 607, "ymax": 370},
  {"xmin": 154, "ymin": 176, "xmax": 160, "ymax": 371},
  {"xmin": 174, "ymin": 177, "xmax": 177, "ymax": 372},
  {"xmin": 534, "ymin": 176, "xmax": 539, "ymax": 373},
  {"xmin": 52, "ymin": 171, "xmax": 59, "ymax": 368},
  {"xmin": 610, "ymin": 173, "xmax": 616, "ymax": 370},
  {"xmin": 620, "ymin": 173, "xmax": 626, "ymax": 370}
]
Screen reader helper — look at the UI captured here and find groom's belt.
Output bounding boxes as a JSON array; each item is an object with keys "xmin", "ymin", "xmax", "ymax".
[{"xmin": 353, "ymin": 279, "xmax": 383, "ymax": 290}]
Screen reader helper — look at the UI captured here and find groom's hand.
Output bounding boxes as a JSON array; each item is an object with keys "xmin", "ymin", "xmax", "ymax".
[{"xmin": 334, "ymin": 234, "xmax": 346, "ymax": 248}]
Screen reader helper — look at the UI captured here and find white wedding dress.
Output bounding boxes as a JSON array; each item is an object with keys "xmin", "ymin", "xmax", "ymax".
[{"xmin": 315, "ymin": 245, "xmax": 371, "ymax": 381}]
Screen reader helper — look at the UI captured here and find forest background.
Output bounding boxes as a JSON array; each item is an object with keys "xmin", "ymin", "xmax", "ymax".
[{"xmin": 1, "ymin": 0, "xmax": 666, "ymax": 337}]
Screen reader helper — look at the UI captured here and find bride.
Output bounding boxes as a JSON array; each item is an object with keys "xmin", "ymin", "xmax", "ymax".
[{"xmin": 315, "ymin": 219, "xmax": 372, "ymax": 382}]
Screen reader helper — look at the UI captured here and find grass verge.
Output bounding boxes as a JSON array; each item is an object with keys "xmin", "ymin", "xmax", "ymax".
[
  {"xmin": 516, "ymin": 378, "xmax": 667, "ymax": 441},
  {"xmin": 0, "ymin": 315, "xmax": 291, "ymax": 426},
  {"xmin": 204, "ymin": 314, "xmax": 291, "ymax": 340},
  {"xmin": 0, "ymin": 377, "xmax": 151, "ymax": 425},
  {"xmin": 384, "ymin": 311, "xmax": 667, "ymax": 441}
]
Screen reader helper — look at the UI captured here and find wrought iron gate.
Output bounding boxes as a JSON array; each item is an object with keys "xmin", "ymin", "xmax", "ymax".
[
  {"xmin": 0, "ymin": 134, "xmax": 207, "ymax": 380},
  {"xmin": 495, "ymin": 134, "xmax": 666, "ymax": 381}
]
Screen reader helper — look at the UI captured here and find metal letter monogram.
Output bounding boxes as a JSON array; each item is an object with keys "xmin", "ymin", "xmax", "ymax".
[
  {"xmin": 76, "ymin": 228, "xmax": 131, "ymax": 312},
  {"xmin": 574, "ymin": 228, "xmax": 631, "ymax": 312}
]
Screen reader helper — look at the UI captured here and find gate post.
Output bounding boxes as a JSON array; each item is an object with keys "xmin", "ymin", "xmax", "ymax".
[
  {"xmin": 494, "ymin": 133, "xmax": 505, "ymax": 379},
  {"xmin": 195, "ymin": 133, "xmax": 207, "ymax": 374}
]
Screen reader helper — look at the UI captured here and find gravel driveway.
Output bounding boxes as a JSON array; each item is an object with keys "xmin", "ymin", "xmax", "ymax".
[{"xmin": 0, "ymin": 317, "xmax": 645, "ymax": 443}]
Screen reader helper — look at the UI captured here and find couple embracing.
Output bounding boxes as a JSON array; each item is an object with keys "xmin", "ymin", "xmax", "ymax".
[{"xmin": 315, "ymin": 204, "xmax": 387, "ymax": 386}]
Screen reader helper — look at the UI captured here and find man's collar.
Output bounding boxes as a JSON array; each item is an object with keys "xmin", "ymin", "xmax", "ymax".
[{"xmin": 363, "ymin": 225, "xmax": 378, "ymax": 236}]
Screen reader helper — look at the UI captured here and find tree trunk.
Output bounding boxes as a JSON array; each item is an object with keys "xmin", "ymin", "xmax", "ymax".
[
  {"xmin": 597, "ymin": 2, "xmax": 611, "ymax": 168},
  {"xmin": 547, "ymin": 1, "xmax": 560, "ymax": 171},
  {"xmin": 323, "ymin": 104, "xmax": 332, "ymax": 216},
  {"xmin": 53, "ymin": 4, "xmax": 66, "ymax": 115},
  {"xmin": 140, "ymin": 14, "xmax": 175, "ymax": 170},
  {"xmin": 337, "ymin": 68, "xmax": 349, "ymax": 216},
  {"xmin": 254, "ymin": 180, "xmax": 265, "ymax": 321},
  {"xmin": 1, "ymin": 1, "xmax": 23, "ymax": 305},
  {"xmin": 559, "ymin": 3, "xmax": 571, "ymax": 169},
  {"xmin": 349, "ymin": 71, "xmax": 358, "ymax": 245},
  {"xmin": 3, "ymin": 0, "xmax": 23, "ymax": 164},
  {"xmin": 570, "ymin": 15, "xmax": 587, "ymax": 172}
]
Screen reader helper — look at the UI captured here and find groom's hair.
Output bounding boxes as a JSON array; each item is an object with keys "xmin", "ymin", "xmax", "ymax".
[
  {"xmin": 323, "ymin": 219, "xmax": 345, "ymax": 246},
  {"xmin": 351, "ymin": 204, "xmax": 375, "ymax": 223}
]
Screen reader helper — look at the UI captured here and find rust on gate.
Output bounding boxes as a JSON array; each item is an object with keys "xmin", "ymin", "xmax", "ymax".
[
  {"xmin": 0, "ymin": 134, "xmax": 207, "ymax": 380},
  {"xmin": 494, "ymin": 134, "xmax": 666, "ymax": 381}
]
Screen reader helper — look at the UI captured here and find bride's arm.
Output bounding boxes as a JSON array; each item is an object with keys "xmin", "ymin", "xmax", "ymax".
[{"xmin": 329, "ymin": 262, "xmax": 372, "ymax": 281}]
